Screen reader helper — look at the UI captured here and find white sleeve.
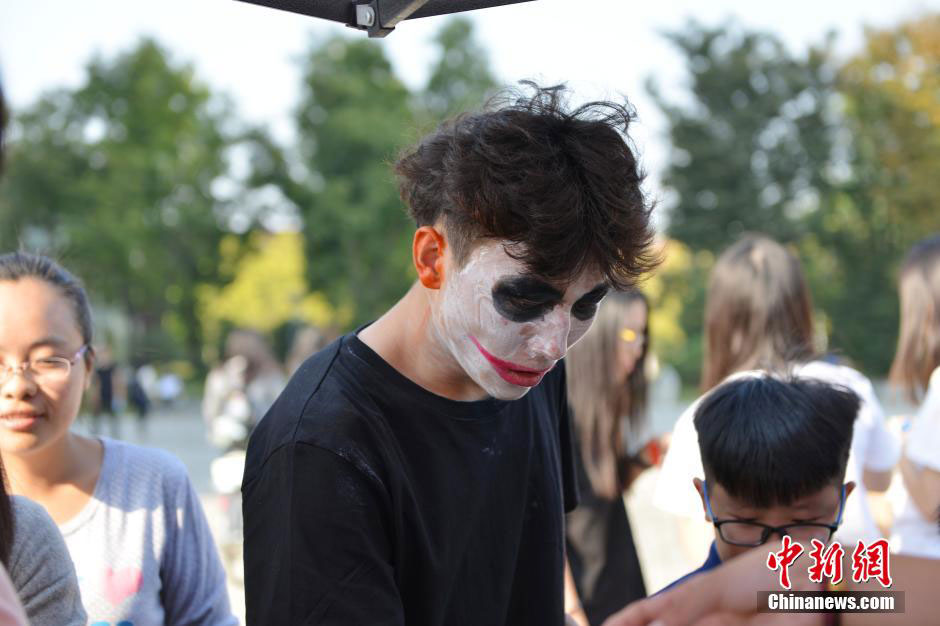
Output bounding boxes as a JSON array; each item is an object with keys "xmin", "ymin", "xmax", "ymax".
[
  {"xmin": 653, "ymin": 400, "xmax": 706, "ymax": 518},
  {"xmin": 906, "ymin": 369, "xmax": 940, "ymax": 472},
  {"xmin": 854, "ymin": 377, "xmax": 900, "ymax": 472}
]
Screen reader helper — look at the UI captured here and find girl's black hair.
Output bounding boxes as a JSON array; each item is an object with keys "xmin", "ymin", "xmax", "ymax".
[{"xmin": 0, "ymin": 252, "xmax": 94, "ymax": 345}]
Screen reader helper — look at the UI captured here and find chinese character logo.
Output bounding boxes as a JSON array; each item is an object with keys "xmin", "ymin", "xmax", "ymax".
[
  {"xmin": 766, "ymin": 538, "xmax": 892, "ymax": 589},
  {"xmin": 766, "ymin": 536, "xmax": 804, "ymax": 589},
  {"xmin": 807, "ymin": 538, "xmax": 845, "ymax": 584},
  {"xmin": 851, "ymin": 539, "xmax": 892, "ymax": 588}
]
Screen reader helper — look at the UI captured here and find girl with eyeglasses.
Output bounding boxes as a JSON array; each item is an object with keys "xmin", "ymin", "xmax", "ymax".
[{"xmin": 0, "ymin": 252, "xmax": 236, "ymax": 625}]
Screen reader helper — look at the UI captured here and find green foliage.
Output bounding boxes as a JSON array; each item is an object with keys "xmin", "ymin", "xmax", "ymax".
[
  {"xmin": 423, "ymin": 18, "xmax": 499, "ymax": 119},
  {"xmin": 652, "ymin": 15, "xmax": 940, "ymax": 382},
  {"xmin": 0, "ymin": 17, "xmax": 501, "ymax": 375},
  {"xmin": 0, "ymin": 39, "xmax": 236, "ymax": 368},
  {"xmin": 247, "ymin": 19, "xmax": 500, "ymax": 329},
  {"xmin": 651, "ymin": 21, "xmax": 837, "ymax": 251},
  {"xmin": 245, "ymin": 35, "xmax": 416, "ymax": 327},
  {"xmin": 651, "ymin": 21, "xmax": 838, "ymax": 385},
  {"xmin": 809, "ymin": 14, "xmax": 940, "ymax": 373}
]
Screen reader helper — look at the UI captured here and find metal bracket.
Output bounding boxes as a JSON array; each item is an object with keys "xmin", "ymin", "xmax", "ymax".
[
  {"xmin": 235, "ymin": 0, "xmax": 537, "ymax": 37},
  {"xmin": 351, "ymin": 0, "xmax": 431, "ymax": 38}
]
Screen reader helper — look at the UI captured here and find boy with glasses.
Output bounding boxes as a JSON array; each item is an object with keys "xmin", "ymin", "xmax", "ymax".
[{"xmin": 661, "ymin": 374, "xmax": 859, "ymax": 591}]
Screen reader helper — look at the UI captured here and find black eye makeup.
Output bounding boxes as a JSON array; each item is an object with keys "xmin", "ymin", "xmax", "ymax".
[
  {"xmin": 491, "ymin": 278, "xmax": 609, "ymax": 324},
  {"xmin": 491, "ymin": 277, "xmax": 562, "ymax": 323},
  {"xmin": 571, "ymin": 285, "xmax": 609, "ymax": 321}
]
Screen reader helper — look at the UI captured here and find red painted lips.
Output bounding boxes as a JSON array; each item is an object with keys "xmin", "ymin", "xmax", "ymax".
[{"xmin": 469, "ymin": 336, "xmax": 552, "ymax": 388}]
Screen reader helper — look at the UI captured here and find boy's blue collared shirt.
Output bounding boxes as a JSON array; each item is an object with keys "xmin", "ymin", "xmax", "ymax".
[{"xmin": 658, "ymin": 541, "xmax": 722, "ymax": 593}]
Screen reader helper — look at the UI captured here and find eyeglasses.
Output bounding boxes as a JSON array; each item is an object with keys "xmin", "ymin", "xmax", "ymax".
[
  {"xmin": 0, "ymin": 345, "xmax": 90, "ymax": 386},
  {"xmin": 703, "ymin": 481, "xmax": 846, "ymax": 547}
]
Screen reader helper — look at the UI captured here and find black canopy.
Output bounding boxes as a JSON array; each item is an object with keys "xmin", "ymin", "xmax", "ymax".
[{"xmin": 235, "ymin": 0, "xmax": 537, "ymax": 37}]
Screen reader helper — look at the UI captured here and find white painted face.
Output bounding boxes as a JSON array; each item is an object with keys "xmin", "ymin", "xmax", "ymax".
[{"xmin": 430, "ymin": 240, "xmax": 608, "ymax": 400}]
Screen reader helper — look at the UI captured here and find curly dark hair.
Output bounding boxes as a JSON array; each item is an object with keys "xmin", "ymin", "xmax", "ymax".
[{"xmin": 395, "ymin": 81, "xmax": 658, "ymax": 289}]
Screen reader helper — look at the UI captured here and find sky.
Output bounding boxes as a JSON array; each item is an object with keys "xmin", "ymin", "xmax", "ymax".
[{"xmin": 0, "ymin": 0, "xmax": 934, "ymax": 202}]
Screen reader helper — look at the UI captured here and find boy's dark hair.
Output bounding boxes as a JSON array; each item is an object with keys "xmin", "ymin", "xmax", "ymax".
[
  {"xmin": 395, "ymin": 81, "xmax": 658, "ymax": 289},
  {"xmin": 694, "ymin": 375, "xmax": 859, "ymax": 508}
]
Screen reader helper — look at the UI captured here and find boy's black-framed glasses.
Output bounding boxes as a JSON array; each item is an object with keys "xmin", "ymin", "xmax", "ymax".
[{"xmin": 703, "ymin": 481, "xmax": 846, "ymax": 548}]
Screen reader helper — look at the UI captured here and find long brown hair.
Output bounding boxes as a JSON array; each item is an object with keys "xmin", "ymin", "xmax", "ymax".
[
  {"xmin": 566, "ymin": 290, "xmax": 649, "ymax": 499},
  {"xmin": 890, "ymin": 234, "xmax": 940, "ymax": 400},
  {"xmin": 701, "ymin": 235, "xmax": 814, "ymax": 391}
]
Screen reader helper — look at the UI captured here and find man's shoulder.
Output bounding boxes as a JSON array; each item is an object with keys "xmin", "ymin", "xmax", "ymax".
[{"xmin": 245, "ymin": 336, "xmax": 386, "ymax": 472}]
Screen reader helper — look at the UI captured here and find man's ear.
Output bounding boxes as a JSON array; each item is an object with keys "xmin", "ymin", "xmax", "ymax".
[
  {"xmin": 413, "ymin": 226, "xmax": 446, "ymax": 290},
  {"xmin": 693, "ymin": 477, "xmax": 711, "ymax": 522}
]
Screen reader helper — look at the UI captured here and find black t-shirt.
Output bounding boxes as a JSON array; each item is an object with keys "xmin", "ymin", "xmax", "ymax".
[{"xmin": 242, "ymin": 331, "xmax": 578, "ymax": 625}]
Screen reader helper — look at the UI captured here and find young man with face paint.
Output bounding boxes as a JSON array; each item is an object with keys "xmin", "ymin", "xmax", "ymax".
[{"xmin": 242, "ymin": 83, "xmax": 657, "ymax": 625}]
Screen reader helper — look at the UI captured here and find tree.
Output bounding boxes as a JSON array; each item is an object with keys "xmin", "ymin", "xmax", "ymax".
[
  {"xmin": 0, "ymin": 39, "xmax": 235, "ymax": 367},
  {"xmin": 653, "ymin": 15, "xmax": 940, "ymax": 379},
  {"xmin": 197, "ymin": 231, "xmax": 340, "ymax": 350},
  {"xmin": 245, "ymin": 35, "xmax": 417, "ymax": 327},
  {"xmin": 649, "ymin": 21, "xmax": 839, "ymax": 384},
  {"xmin": 247, "ymin": 19, "xmax": 500, "ymax": 328},
  {"xmin": 806, "ymin": 13, "xmax": 940, "ymax": 374},
  {"xmin": 423, "ymin": 18, "xmax": 499, "ymax": 119},
  {"xmin": 651, "ymin": 21, "xmax": 837, "ymax": 252}
]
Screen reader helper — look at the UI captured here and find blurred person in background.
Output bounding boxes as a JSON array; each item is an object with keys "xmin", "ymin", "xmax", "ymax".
[
  {"xmin": 203, "ymin": 328, "xmax": 286, "ymax": 582},
  {"xmin": 888, "ymin": 233, "xmax": 940, "ymax": 559},
  {"xmin": 0, "ymin": 251, "xmax": 236, "ymax": 625},
  {"xmin": 203, "ymin": 328, "xmax": 285, "ymax": 454},
  {"xmin": 125, "ymin": 360, "xmax": 151, "ymax": 438},
  {"xmin": 89, "ymin": 344, "xmax": 119, "ymax": 439},
  {"xmin": 653, "ymin": 235, "xmax": 899, "ymax": 568},
  {"xmin": 155, "ymin": 369, "xmax": 183, "ymax": 407},
  {"xmin": 285, "ymin": 324, "xmax": 329, "ymax": 376},
  {"xmin": 564, "ymin": 289, "xmax": 651, "ymax": 624}
]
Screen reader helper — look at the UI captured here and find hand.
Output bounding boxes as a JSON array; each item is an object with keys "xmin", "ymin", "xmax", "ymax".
[{"xmin": 602, "ymin": 542, "xmax": 824, "ymax": 626}]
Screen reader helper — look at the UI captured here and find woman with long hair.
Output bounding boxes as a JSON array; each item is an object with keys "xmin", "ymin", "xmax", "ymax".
[
  {"xmin": 0, "ymin": 251, "xmax": 235, "ymax": 624},
  {"xmin": 565, "ymin": 289, "xmax": 650, "ymax": 625},
  {"xmin": 888, "ymin": 234, "xmax": 940, "ymax": 558},
  {"xmin": 653, "ymin": 235, "xmax": 899, "ymax": 549}
]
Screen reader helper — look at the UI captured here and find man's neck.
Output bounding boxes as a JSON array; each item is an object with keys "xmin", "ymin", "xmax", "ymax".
[{"xmin": 358, "ymin": 282, "xmax": 489, "ymax": 402}]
